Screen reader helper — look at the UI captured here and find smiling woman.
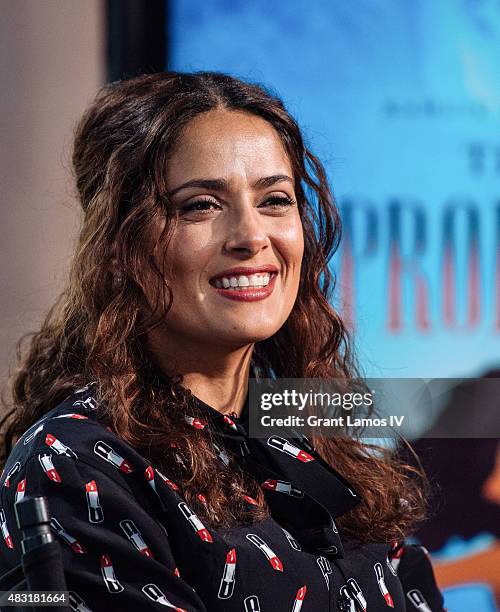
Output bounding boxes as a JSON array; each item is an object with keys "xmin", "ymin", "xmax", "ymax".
[{"xmin": 0, "ymin": 72, "xmax": 444, "ymax": 611}]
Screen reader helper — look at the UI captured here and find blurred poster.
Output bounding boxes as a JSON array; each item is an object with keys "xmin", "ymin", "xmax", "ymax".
[{"xmin": 170, "ymin": 0, "xmax": 500, "ymax": 379}]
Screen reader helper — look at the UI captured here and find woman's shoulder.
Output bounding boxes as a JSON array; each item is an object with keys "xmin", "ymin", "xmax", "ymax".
[
  {"xmin": 0, "ymin": 382, "xmax": 148, "ymax": 490},
  {"xmin": 0, "ymin": 383, "xmax": 182, "ymax": 552}
]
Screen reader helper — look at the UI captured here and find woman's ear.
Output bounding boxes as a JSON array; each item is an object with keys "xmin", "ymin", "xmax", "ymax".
[
  {"xmin": 109, "ymin": 240, "xmax": 122, "ymax": 276},
  {"xmin": 110, "ymin": 255, "xmax": 124, "ymax": 290},
  {"xmin": 110, "ymin": 256, "xmax": 120, "ymax": 275}
]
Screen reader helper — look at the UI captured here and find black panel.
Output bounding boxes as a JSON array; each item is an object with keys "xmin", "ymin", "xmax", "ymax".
[{"xmin": 106, "ymin": 0, "xmax": 168, "ymax": 82}]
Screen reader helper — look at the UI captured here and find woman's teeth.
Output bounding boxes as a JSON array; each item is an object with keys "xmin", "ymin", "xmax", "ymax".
[{"xmin": 213, "ymin": 273, "xmax": 272, "ymax": 289}]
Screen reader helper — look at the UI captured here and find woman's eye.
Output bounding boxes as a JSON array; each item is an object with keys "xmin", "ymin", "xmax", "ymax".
[
  {"xmin": 261, "ymin": 196, "xmax": 296, "ymax": 208},
  {"xmin": 180, "ymin": 199, "xmax": 220, "ymax": 214}
]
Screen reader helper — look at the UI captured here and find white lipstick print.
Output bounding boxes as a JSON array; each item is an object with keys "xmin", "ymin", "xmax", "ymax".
[
  {"xmin": 244, "ymin": 595, "xmax": 261, "ymax": 611},
  {"xmin": 387, "ymin": 541, "xmax": 404, "ymax": 575},
  {"xmin": 347, "ymin": 578, "xmax": 367, "ymax": 611},
  {"xmin": 120, "ymin": 519, "xmax": 153, "ymax": 558},
  {"xmin": 212, "ymin": 442, "xmax": 230, "ymax": 466},
  {"xmin": 144, "ymin": 465, "xmax": 168, "ymax": 510},
  {"xmin": 282, "ymin": 527, "xmax": 301, "ymax": 551},
  {"xmin": 73, "ymin": 382, "xmax": 95, "ymax": 394},
  {"xmin": 142, "ymin": 584, "xmax": 187, "ymax": 611},
  {"xmin": 72, "ymin": 396, "xmax": 98, "ymax": 411},
  {"xmin": 100, "ymin": 554, "xmax": 124, "ymax": 593},
  {"xmin": 38, "ymin": 453, "xmax": 62, "ymax": 483},
  {"xmin": 218, "ymin": 548, "xmax": 237, "ymax": 599},
  {"xmin": 15, "ymin": 478, "xmax": 26, "ymax": 503},
  {"xmin": 3, "ymin": 462, "xmax": 20, "ymax": 487},
  {"xmin": 184, "ymin": 415, "xmax": 207, "ymax": 430},
  {"xmin": 144, "ymin": 465, "xmax": 158, "ymax": 492},
  {"xmin": 267, "ymin": 436, "xmax": 315, "ymax": 462},
  {"xmin": 339, "ymin": 586, "xmax": 357, "ymax": 612},
  {"xmin": 317, "ymin": 556, "xmax": 332, "ymax": 589},
  {"xmin": 0, "ymin": 509, "xmax": 13, "ymax": 549},
  {"xmin": 169, "ymin": 442, "xmax": 187, "ymax": 468},
  {"xmin": 407, "ymin": 589, "xmax": 432, "ymax": 612},
  {"xmin": 375, "ymin": 562, "xmax": 394, "ymax": 607},
  {"xmin": 45, "ymin": 434, "xmax": 78, "ymax": 459},
  {"xmin": 242, "ymin": 494, "xmax": 258, "ymax": 506},
  {"xmin": 50, "ymin": 518, "xmax": 86, "ymax": 554},
  {"xmin": 53, "ymin": 413, "xmax": 88, "ymax": 420},
  {"xmin": 245, "ymin": 533, "xmax": 283, "ymax": 571},
  {"xmin": 292, "ymin": 585, "xmax": 307, "ymax": 611},
  {"xmin": 68, "ymin": 591, "xmax": 92, "ymax": 611},
  {"xmin": 261, "ymin": 479, "xmax": 304, "ymax": 497},
  {"xmin": 178, "ymin": 502, "xmax": 213, "ymax": 543},
  {"xmin": 94, "ymin": 441, "xmax": 134, "ymax": 473},
  {"xmin": 223, "ymin": 414, "xmax": 238, "ymax": 430},
  {"xmin": 155, "ymin": 468, "xmax": 179, "ymax": 490},
  {"xmin": 317, "ymin": 543, "xmax": 339, "ymax": 556},
  {"xmin": 85, "ymin": 480, "xmax": 104, "ymax": 523},
  {"xmin": 23, "ymin": 423, "xmax": 44, "ymax": 445}
]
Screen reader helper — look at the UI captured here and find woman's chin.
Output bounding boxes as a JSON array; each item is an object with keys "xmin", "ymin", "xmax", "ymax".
[{"xmin": 215, "ymin": 326, "xmax": 281, "ymax": 347}]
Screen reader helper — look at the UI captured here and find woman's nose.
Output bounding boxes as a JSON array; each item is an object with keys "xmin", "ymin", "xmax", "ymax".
[{"xmin": 222, "ymin": 202, "xmax": 269, "ymax": 256}]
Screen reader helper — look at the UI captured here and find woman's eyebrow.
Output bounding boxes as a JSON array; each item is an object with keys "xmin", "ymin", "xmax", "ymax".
[{"xmin": 168, "ymin": 174, "xmax": 293, "ymax": 196}]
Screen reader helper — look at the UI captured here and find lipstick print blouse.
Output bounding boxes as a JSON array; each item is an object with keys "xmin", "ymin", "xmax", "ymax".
[{"xmin": 0, "ymin": 382, "xmax": 445, "ymax": 611}]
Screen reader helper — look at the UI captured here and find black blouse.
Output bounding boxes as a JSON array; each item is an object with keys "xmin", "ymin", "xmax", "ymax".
[{"xmin": 0, "ymin": 382, "xmax": 444, "ymax": 611}]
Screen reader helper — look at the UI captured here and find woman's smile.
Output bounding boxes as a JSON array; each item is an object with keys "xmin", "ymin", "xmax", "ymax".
[{"xmin": 209, "ymin": 271, "xmax": 278, "ymax": 302}]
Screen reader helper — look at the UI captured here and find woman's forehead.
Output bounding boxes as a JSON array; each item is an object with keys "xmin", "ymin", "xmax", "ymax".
[{"xmin": 166, "ymin": 110, "xmax": 293, "ymax": 187}]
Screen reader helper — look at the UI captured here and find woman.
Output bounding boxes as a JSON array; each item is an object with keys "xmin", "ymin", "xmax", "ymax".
[{"xmin": 0, "ymin": 72, "xmax": 444, "ymax": 611}]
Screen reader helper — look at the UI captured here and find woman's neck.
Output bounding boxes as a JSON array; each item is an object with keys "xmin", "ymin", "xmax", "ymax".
[
  {"xmin": 147, "ymin": 328, "xmax": 254, "ymax": 418},
  {"xmin": 180, "ymin": 369, "xmax": 250, "ymax": 417}
]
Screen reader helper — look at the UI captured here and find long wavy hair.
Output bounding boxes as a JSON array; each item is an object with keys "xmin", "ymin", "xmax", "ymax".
[{"xmin": 0, "ymin": 72, "xmax": 427, "ymax": 542}]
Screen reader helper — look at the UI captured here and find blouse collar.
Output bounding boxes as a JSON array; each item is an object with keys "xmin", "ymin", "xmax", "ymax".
[{"xmin": 186, "ymin": 389, "xmax": 362, "ymax": 560}]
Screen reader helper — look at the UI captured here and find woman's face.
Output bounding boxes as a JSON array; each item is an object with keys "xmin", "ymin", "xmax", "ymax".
[{"xmin": 149, "ymin": 109, "xmax": 304, "ymax": 351}]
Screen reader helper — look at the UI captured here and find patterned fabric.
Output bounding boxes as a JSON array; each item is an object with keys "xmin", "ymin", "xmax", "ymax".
[
  {"xmin": 0, "ymin": 383, "xmax": 445, "ymax": 611},
  {"xmin": 190, "ymin": 392, "xmax": 361, "ymax": 561}
]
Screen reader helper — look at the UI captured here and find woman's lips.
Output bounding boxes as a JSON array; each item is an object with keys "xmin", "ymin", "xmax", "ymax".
[{"xmin": 210, "ymin": 273, "xmax": 278, "ymax": 302}]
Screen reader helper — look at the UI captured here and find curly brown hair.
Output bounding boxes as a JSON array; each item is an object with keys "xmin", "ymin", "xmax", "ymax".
[{"xmin": 0, "ymin": 71, "xmax": 427, "ymax": 543}]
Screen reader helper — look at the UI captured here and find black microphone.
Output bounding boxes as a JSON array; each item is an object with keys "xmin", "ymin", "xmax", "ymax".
[
  {"xmin": 14, "ymin": 496, "xmax": 70, "ymax": 612},
  {"xmin": 15, "ymin": 496, "xmax": 54, "ymax": 554}
]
